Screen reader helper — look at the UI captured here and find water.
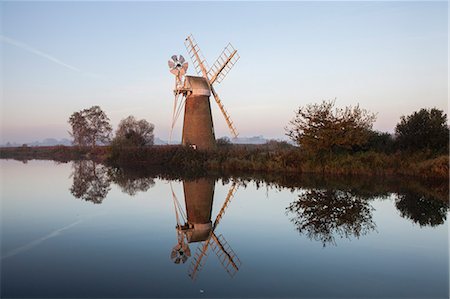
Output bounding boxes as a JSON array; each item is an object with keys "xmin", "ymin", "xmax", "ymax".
[{"xmin": 1, "ymin": 160, "xmax": 448, "ymax": 298}]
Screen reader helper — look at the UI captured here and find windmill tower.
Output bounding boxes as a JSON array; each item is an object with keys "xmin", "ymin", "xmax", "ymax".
[
  {"xmin": 168, "ymin": 35, "xmax": 240, "ymax": 150},
  {"xmin": 170, "ymin": 180, "xmax": 241, "ymax": 279}
]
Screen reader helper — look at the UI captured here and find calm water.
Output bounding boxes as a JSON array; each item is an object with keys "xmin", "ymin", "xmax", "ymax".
[{"xmin": 1, "ymin": 160, "xmax": 449, "ymax": 298}]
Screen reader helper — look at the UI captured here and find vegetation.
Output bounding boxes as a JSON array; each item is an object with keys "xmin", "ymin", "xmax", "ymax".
[
  {"xmin": 395, "ymin": 108, "xmax": 449, "ymax": 153},
  {"xmin": 113, "ymin": 115, "xmax": 155, "ymax": 147},
  {"xmin": 68, "ymin": 106, "xmax": 112, "ymax": 148},
  {"xmin": 365, "ymin": 130, "xmax": 395, "ymax": 153},
  {"xmin": 1, "ymin": 104, "xmax": 448, "ymax": 181},
  {"xmin": 285, "ymin": 100, "xmax": 376, "ymax": 156}
]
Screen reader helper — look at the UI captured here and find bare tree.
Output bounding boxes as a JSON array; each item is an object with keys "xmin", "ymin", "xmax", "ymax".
[
  {"xmin": 68, "ymin": 106, "xmax": 112, "ymax": 148},
  {"xmin": 68, "ymin": 111, "xmax": 89, "ymax": 146}
]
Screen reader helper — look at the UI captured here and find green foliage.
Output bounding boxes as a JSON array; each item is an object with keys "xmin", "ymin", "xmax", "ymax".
[
  {"xmin": 68, "ymin": 106, "xmax": 112, "ymax": 148},
  {"xmin": 113, "ymin": 115, "xmax": 154, "ymax": 147},
  {"xmin": 365, "ymin": 131, "xmax": 395, "ymax": 153},
  {"xmin": 395, "ymin": 108, "xmax": 449, "ymax": 153},
  {"xmin": 285, "ymin": 100, "xmax": 376, "ymax": 156}
]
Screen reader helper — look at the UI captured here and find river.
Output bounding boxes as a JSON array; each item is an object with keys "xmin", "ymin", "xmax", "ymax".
[{"xmin": 1, "ymin": 160, "xmax": 448, "ymax": 298}]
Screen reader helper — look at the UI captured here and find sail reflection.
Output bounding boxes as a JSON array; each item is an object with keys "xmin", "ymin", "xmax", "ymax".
[
  {"xmin": 286, "ymin": 189, "xmax": 376, "ymax": 246},
  {"xmin": 170, "ymin": 179, "xmax": 241, "ymax": 280}
]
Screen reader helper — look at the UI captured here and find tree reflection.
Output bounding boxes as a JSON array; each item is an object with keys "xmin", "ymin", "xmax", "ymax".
[
  {"xmin": 109, "ymin": 168, "xmax": 155, "ymax": 196},
  {"xmin": 395, "ymin": 192, "xmax": 448, "ymax": 227},
  {"xmin": 70, "ymin": 160, "xmax": 111, "ymax": 204},
  {"xmin": 286, "ymin": 189, "xmax": 376, "ymax": 246}
]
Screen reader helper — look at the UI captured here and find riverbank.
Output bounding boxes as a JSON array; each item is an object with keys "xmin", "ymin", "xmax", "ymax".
[{"xmin": 0, "ymin": 144, "xmax": 448, "ymax": 180}]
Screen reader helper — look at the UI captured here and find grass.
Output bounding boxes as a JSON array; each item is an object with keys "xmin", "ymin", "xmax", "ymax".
[{"xmin": 1, "ymin": 143, "xmax": 448, "ymax": 180}]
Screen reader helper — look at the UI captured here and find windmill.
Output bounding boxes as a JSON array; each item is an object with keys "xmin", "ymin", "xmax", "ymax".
[
  {"xmin": 168, "ymin": 34, "xmax": 240, "ymax": 149},
  {"xmin": 170, "ymin": 179, "xmax": 241, "ymax": 280}
]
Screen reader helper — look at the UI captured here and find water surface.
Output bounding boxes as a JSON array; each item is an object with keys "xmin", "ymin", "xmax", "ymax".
[{"xmin": 1, "ymin": 160, "xmax": 448, "ymax": 298}]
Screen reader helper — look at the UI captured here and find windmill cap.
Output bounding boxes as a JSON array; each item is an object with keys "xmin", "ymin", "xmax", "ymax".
[{"xmin": 184, "ymin": 76, "xmax": 211, "ymax": 97}]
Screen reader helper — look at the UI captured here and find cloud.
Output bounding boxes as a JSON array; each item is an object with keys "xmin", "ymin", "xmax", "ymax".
[{"xmin": 1, "ymin": 35, "xmax": 82, "ymax": 72}]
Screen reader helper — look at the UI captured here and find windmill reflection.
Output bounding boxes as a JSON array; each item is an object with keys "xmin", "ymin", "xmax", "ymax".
[
  {"xmin": 170, "ymin": 179, "xmax": 241, "ymax": 280},
  {"xmin": 287, "ymin": 189, "xmax": 376, "ymax": 247}
]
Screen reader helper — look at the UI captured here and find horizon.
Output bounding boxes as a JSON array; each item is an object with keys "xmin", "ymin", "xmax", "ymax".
[{"xmin": 1, "ymin": 1, "xmax": 448, "ymax": 144}]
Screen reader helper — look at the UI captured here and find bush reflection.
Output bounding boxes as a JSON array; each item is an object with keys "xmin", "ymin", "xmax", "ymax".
[
  {"xmin": 286, "ymin": 189, "xmax": 376, "ymax": 246},
  {"xmin": 68, "ymin": 161, "xmax": 449, "ymax": 241}
]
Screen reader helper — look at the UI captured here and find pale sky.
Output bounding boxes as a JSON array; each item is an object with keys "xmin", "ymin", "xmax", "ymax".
[{"xmin": 1, "ymin": 1, "xmax": 448, "ymax": 143}]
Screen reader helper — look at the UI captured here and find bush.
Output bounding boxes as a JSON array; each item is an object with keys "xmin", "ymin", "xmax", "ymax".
[
  {"xmin": 286, "ymin": 100, "xmax": 376, "ymax": 157},
  {"xmin": 395, "ymin": 108, "xmax": 449, "ymax": 153},
  {"xmin": 113, "ymin": 116, "xmax": 154, "ymax": 147},
  {"xmin": 365, "ymin": 131, "xmax": 395, "ymax": 153}
]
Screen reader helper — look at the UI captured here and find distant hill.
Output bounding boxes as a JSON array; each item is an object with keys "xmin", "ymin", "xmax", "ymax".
[
  {"xmin": 1, "ymin": 138, "xmax": 72, "ymax": 147},
  {"xmin": 230, "ymin": 135, "xmax": 267, "ymax": 144}
]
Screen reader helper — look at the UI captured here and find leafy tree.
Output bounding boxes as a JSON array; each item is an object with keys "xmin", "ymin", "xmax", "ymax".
[
  {"xmin": 365, "ymin": 130, "xmax": 395, "ymax": 153},
  {"xmin": 395, "ymin": 108, "xmax": 449, "ymax": 152},
  {"xmin": 286, "ymin": 100, "xmax": 376, "ymax": 156},
  {"xmin": 113, "ymin": 116, "xmax": 154, "ymax": 147},
  {"xmin": 68, "ymin": 106, "xmax": 112, "ymax": 147}
]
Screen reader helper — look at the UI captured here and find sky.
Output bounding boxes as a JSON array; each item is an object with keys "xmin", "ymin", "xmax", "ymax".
[{"xmin": 0, "ymin": 1, "xmax": 448, "ymax": 143}]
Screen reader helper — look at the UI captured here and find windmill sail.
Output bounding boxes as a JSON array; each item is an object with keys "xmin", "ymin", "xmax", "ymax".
[
  {"xmin": 185, "ymin": 35, "xmax": 210, "ymax": 78},
  {"xmin": 184, "ymin": 34, "xmax": 239, "ymax": 139},
  {"xmin": 208, "ymin": 43, "xmax": 240, "ymax": 85}
]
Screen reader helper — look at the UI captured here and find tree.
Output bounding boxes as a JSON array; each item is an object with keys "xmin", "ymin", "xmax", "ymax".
[
  {"xmin": 365, "ymin": 130, "xmax": 395, "ymax": 153},
  {"xmin": 113, "ymin": 115, "xmax": 154, "ymax": 147},
  {"xmin": 68, "ymin": 106, "xmax": 112, "ymax": 147},
  {"xmin": 285, "ymin": 100, "xmax": 376, "ymax": 156},
  {"xmin": 216, "ymin": 137, "xmax": 232, "ymax": 147},
  {"xmin": 68, "ymin": 111, "xmax": 89, "ymax": 146},
  {"xmin": 395, "ymin": 108, "xmax": 449, "ymax": 152}
]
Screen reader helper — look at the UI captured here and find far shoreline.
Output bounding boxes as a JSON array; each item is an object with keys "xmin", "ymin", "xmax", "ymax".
[{"xmin": 0, "ymin": 144, "xmax": 448, "ymax": 182}]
